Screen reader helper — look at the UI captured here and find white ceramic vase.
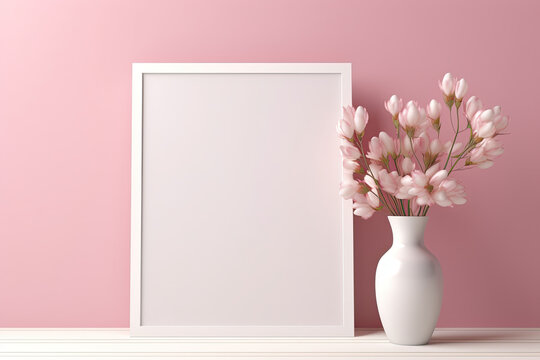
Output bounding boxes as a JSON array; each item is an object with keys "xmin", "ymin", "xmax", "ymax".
[{"xmin": 375, "ymin": 216, "xmax": 443, "ymax": 345}]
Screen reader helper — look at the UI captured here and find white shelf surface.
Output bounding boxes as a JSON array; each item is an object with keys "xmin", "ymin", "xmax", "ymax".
[{"xmin": 1, "ymin": 328, "xmax": 539, "ymax": 359}]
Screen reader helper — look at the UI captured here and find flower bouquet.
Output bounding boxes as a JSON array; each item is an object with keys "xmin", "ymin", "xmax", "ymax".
[
  {"xmin": 337, "ymin": 73, "xmax": 509, "ymax": 345},
  {"xmin": 338, "ymin": 73, "xmax": 508, "ymax": 218}
]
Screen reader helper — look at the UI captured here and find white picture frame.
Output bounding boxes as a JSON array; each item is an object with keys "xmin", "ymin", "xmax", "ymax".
[{"xmin": 131, "ymin": 63, "xmax": 353, "ymax": 337}]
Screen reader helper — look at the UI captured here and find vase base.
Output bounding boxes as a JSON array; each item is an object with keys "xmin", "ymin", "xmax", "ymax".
[{"xmin": 388, "ymin": 339, "xmax": 430, "ymax": 346}]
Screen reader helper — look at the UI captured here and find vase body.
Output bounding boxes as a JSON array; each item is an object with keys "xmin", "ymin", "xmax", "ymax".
[{"xmin": 375, "ymin": 216, "xmax": 443, "ymax": 345}]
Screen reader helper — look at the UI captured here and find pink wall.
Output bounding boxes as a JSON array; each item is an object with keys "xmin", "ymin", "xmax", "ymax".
[{"xmin": 0, "ymin": 0, "xmax": 538, "ymax": 327}]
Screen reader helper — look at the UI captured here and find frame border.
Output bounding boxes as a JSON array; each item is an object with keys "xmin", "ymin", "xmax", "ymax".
[{"xmin": 131, "ymin": 63, "xmax": 353, "ymax": 336}]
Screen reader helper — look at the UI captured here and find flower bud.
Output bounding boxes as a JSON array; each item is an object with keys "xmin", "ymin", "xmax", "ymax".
[
  {"xmin": 478, "ymin": 122, "xmax": 495, "ymax": 138},
  {"xmin": 384, "ymin": 95, "xmax": 403, "ymax": 119},
  {"xmin": 364, "ymin": 174, "xmax": 377, "ymax": 189},
  {"xmin": 455, "ymin": 78, "xmax": 468, "ymax": 101},
  {"xmin": 439, "ymin": 73, "xmax": 456, "ymax": 97},
  {"xmin": 354, "ymin": 106, "xmax": 369, "ymax": 134},
  {"xmin": 366, "ymin": 136, "xmax": 385, "ymax": 161},
  {"xmin": 494, "ymin": 114, "xmax": 508, "ymax": 132},
  {"xmin": 339, "ymin": 181, "xmax": 360, "ymax": 200},
  {"xmin": 343, "ymin": 159, "xmax": 360, "ymax": 173},
  {"xmin": 379, "ymin": 131, "xmax": 395, "ymax": 157},
  {"xmin": 480, "ymin": 109, "xmax": 494, "ymax": 123},
  {"xmin": 366, "ymin": 191, "xmax": 380, "ymax": 208},
  {"xmin": 336, "ymin": 117, "xmax": 354, "ymax": 139},
  {"xmin": 426, "ymin": 99, "xmax": 441, "ymax": 120},
  {"xmin": 466, "ymin": 96, "xmax": 483, "ymax": 120},
  {"xmin": 439, "ymin": 73, "xmax": 456, "ymax": 107},
  {"xmin": 429, "ymin": 138, "xmax": 443, "ymax": 155},
  {"xmin": 406, "ymin": 103, "xmax": 420, "ymax": 124},
  {"xmin": 399, "ymin": 101, "xmax": 427, "ymax": 137},
  {"xmin": 340, "ymin": 144, "xmax": 361, "ymax": 159},
  {"xmin": 401, "ymin": 157, "xmax": 414, "ymax": 174}
]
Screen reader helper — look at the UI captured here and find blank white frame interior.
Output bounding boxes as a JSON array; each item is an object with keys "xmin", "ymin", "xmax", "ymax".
[{"xmin": 131, "ymin": 63, "xmax": 354, "ymax": 336}]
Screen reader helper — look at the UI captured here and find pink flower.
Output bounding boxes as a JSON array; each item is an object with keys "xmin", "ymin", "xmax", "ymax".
[
  {"xmin": 384, "ymin": 95, "xmax": 403, "ymax": 119},
  {"xmin": 439, "ymin": 73, "xmax": 456, "ymax": 97},
  {"xmin": 364, "ymin": 173, "xmax": 377, "ymax": 190},
  {"xmin": 343, "ymin": 159, "xmax": 360, "ymax": 173},
  {"xmin": 337, "ymin": 106, "xmax": 355, "ymax": 138},
  {"xmin": 401, "ymin": 135, "xmax": 422, "ymax": 157},
  {"xmin": 366, "ymin": 132, "xmax": 397, "ymax": 161},
  {"xmin": 366, "ymin": 191, "xmax": 380, "ymax": 208},
  {"xmin": 379, "ymin": 131, "xmax": 396, "ymax": 157},
  {"xmin": 363, "ymin": 164, "xmax": 382, "ymax": 199},
  {"xmin": 455, "ymin": 78, "xmax": 468, "ymax": 101},
  {"xmin": 492, "ymin": 106, "xmax": 509, "ymax": 133},
  {"xmin": 397, "ymin": 164, "xmax": 465, "ymax": 207},
  {"xmin": 401, "ymin": 157, "xmax": 415, "ymax": 174},
  {"xmin": 368, "ymin": 163, "xmax": 382, "ymax": 179},
  {"xmin": 366, "ymin": 136, "xmax": 385, "ymax": 161},
  {"xmin": 340, "ymin": 144, "xmax": 361, "ymax": 159},
  {"xmin": 471, "ymin": 109, "xmax": 496, "ymax": 138},
  {"xmin": 337, "ymin": 75, "xmax": 508, "ymax": 216},
  {"xmin": 432, "ymin": 179, "xmax": 467, "ymax": 207},
  {"xmin": 471, "ymin": 107, "xmax": 509, "ymax": 139},
  {"xmin": 339, "ymin": 181, "xmax": 360, "ymax": 200},
  {"xmin": 415, "ymin": 131, "xmax": 430, "ymax": 153},
  {"xmin": 426, "ymin": 99, "xmax": 441, "ymax": 120},
  {"xmin": 352, "ymin": 199, "xmax": 375, "ymax": 219},
  {"xmin": 354, "ymin": 106, "xmax": 369, "ymax": 134},
  {"xmin": 352, "ymin": 192, "xmax": 379, "ymax": 219},
  {"xmin": 336, "ymin": 118, "xmax": 354, "ymax": 139},
  {"xmin": 465, "ymin": 96, "xmax": 483, "ymax": 120},
  {"xmin": 398, "ymin": 101, "xmax": 428, "ymax": 137},
  {"xmin": 378, "ymin": 169, "xmax": 401, "ymax": 195},
  {"xmin": 468, "ymin": 137, "xmax": 504, "ymax": 169},
  {"xmin": 343, "ymin": 105, "xmax": 355, "ymax": 124},
  {"xmin": 428, "ymin": 138, "xmax": 443, "ymax": 155},
  {"xmin": 423, "ymin": 137, "xmax": 444, "ymax": 167}
]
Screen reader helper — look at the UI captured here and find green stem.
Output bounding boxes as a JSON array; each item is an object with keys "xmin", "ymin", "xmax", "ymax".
[
  {"xmin": 397, "ymin": 125, "xmax": 402, "ymax": 155},
  {"xmin": 392, "ymin": 157, "xmax": 400, "ymax": 175},
  {"xmin": 444, "ymin": 105, "xmax": 460, "ymax": 169},
  {"xmin": 448, "ymin": 152, "xmax": 465, "ymax": 174},
  {"xmin": 379, "ymin": 189, "xmax": 398, "ymax": 215},
  {"xmin": 448, "ymin": 139, "xmax": 480, "ymax": 174},
  {"xmin": 398, "ymin": 197, "xmax": 406, "ymax": 216},
  {"xmin": 389, "ymin": 195, "xmax": 402, "ymax": 215},
  {"xmin": 409, "ymin": 136, "xmax": 424, "ymax": 171},
  {"xmin": 392, "ymin": 157, "xmax": 407, "ymax": 215}
]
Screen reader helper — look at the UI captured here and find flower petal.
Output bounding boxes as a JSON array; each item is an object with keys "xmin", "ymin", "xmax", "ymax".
[{"xmin": 429, "ymin": 170, "xmax": 448, "ymax": 187}]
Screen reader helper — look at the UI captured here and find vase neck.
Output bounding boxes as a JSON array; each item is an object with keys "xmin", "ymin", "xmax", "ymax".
[{"xmin": 388, "ymin": 216, "xmax": 428, "ymax": 247}]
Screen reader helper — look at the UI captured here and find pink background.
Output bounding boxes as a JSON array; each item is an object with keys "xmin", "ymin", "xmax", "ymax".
[{"xmin": 0, "ymin": 0, "xmax": 538, "ymax": 327}]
